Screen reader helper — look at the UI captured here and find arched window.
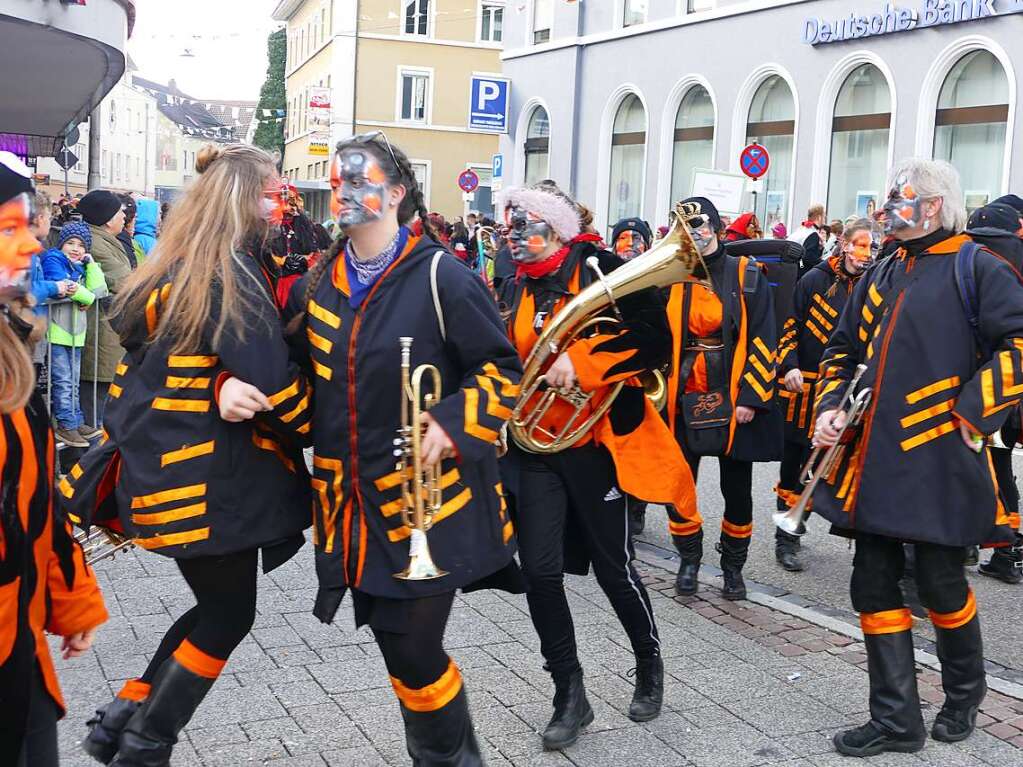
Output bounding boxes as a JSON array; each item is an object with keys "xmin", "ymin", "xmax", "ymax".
[
  {"xmin": 827, "ymin": 64, "xmax": 891, "ymax": 219},
  {"xmin": 523, "ymin": 106, "xmax": 550, "ymax": 186},
  {"xmin": 608, "ymin": 94, "xmax": 646, "ymax": 225},
  {"xmin": 745, "ymin": 76, "xmax": 794, "ymax": 228},
  {"xmin": 671, "ymin": 85, "xmax": 714, "ymax": 205},
  {"xmin": 934, "ymin": 50, "xmax": 1009, "ymax": 210}
]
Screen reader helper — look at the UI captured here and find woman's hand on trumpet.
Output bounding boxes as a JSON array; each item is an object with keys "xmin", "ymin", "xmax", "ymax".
[
  {"xmin": 544, "ymin": 352, "xmax": 577, "ymax": 391},
  {"xmin": 813, "ymin": 408, "xmax": 847, "ymax": 448},
  {"xmin": 419, "ymin": 412, "xmax": 456, "ymax": 468}
]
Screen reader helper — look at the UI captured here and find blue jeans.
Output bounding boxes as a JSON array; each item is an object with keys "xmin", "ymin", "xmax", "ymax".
[{"xmin": 50, "ymin": 345, "xmax": 83, "ymax": 430}]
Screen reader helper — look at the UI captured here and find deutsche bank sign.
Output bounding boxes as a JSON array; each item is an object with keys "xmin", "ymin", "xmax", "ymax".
[
  {"xmin": 802, "ymin": 0, "xmax": 1023, "ymax": 45},
  {"xmin": 469, "ymin": 76, "xmax": 510, "ymax": 133}
]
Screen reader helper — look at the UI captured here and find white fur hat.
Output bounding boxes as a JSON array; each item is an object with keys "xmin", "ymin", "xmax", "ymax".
[{"xmin": 497, "ymin": 185, "xmax": 581, "ymax": 242}]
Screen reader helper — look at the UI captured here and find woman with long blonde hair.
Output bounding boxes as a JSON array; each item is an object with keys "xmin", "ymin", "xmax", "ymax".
[{"xmin": 63, "ymin": 144, "xmax": 313, "ymax": 767}]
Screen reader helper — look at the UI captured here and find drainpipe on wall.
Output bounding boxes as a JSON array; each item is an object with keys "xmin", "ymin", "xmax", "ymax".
[
  {"xmin": 568, "ymin": 5, "xmax": 585, "ymax": 201},
  {"xmin": 351, "ymin": 0, "xmax": 360, "ymax": 138},
  {"xmin": 87, "ymin": 104, "xmax": 102, "ymax": 191}
]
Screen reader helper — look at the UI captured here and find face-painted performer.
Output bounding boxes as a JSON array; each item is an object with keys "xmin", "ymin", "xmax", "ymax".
[
  {"xmin": 277, "ymin": 132, "xmax": 523, "ymax": 765},
  {"xmin": 662, "ymin": 196, "xmax": 782, "ymax": 600},
  {"xmin": 812, "ymin": 159, "xmax": 1023, "ymax": 757},
  {"xmin": 496, "ymin": 182, "xmax": 697, "ymax": 749},
  {"xmin": 773, "ymin": 218, "xmax": 877, "ymax": 571},
  {"xmin": 0, "ymin": 151, "xmax": 108, "ymax": 767},
  {"xmin": 61, "ymin": 145, "xmax": 314, "ymax": 766},
  {"xmin": 610, "ymin": 217, "xmax": 652, "ymax": 261}
]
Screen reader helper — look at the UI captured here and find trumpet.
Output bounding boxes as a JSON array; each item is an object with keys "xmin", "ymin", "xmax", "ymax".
[
  {"xmin": 509, "ymin": 201, "xmax": 703, "ymax": 453},
  {"xmin": 392, "ymin": 337, "xmax": 448, "ymax": 581},
  {"xmin": 773, "ymin": 364, "xmax": 872, "ymax": 535},
  {"xmin": 74, "ymin": 526, "xmax": 135, "ymax": 565}
]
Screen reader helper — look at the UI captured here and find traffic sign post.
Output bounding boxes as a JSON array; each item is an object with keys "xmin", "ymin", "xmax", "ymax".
[
  {"xmin": 739, "ymin": 143, "xmax": 770, "ymax": 216},
  {"xmin": 458, "ymin": 168, "xmax": 480, "ymax": 194},
  {"xmin": 491, "ymin": 153, "xmax": 503, "ymax": 192}
]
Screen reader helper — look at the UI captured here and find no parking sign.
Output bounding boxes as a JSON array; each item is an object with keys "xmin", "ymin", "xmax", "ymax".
[{"xmin": 740, "ymin": 143, "xmax": 770, "ymax": 180}]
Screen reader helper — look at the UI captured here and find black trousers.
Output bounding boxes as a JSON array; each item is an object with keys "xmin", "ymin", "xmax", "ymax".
[
  {"xmin": 141, "ymin": 549, "xmax": 259, "ymax": 682},
  {"xmin": 15, "ymin": 666, "xmax": 59, "ymax": 767},
  {"xmin": 777, "ymin": 439, "xmax": 810, "ymax": 510},
  {"xmin": 514, "ymin": 444, "xmax": 660, "ymax": 679},
  {"xmin": 851, "ymin": 532, "xmax": 969, "ymax": 616}
]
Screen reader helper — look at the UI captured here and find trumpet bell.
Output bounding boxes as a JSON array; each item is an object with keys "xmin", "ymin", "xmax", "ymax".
[
  {"xmin": 393, "ymin": 529, "xmax": 449, "ymax": 581},
  {"xmin": 772, "ymin": 508, "xmax": 807, "ymax": 536}
]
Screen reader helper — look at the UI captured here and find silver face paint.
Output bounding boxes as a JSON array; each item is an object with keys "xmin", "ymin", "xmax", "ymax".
[
  {"xmin": 881, "ymin": 176, "xmax": 925, "ymax": 236},
  {"xmin": 685, "ymin": 214, "xmax": 716, "ymax": 251},
  {"xmin": 505, "ymin": 205, "xmax": 554, "ymax": 263},
  {"xmin": 333, "ymin": 149, "xmax": 391, "ymax": 228}
]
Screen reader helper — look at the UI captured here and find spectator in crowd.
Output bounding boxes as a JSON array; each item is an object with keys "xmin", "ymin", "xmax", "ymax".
[
  {"xmin": 789, "ymin": 203, "xmax": 827, "ymax": 275},
  {"xmin": 771, "ymin": 221, "xmax": 788, "ymax": 239},
  {"xmin": 41, "ymin": 222, "xmax": 108, "ymax": 447},
  {"xmin": 822, "ymin": 219, "xmax": 844, "ymax": 259},
  {"xmin": 29, "ymin": 191, "xmax": 62, "ymax": 315},
  {"xmin": 992, "ymin": 194, "xmax": 1023, "ymax": 236},
  {"xmin": 450, "ymin": 220, "xmax": 471, "ymax": 260},
  {"xmin": 724, "ymin": 212, "xmax": 763, "ymax": 242},
  {"xmin": 116, "ymin": 194, "xmax": 144, "ymax": 268},
  {"xmin": 78, "ymin": 189, "xmax": 130, "ymax": 428},
  {"xmin": 428, "ymin": 212, "xmax": 450, "ymax": 245},
  {"xmin": 133, "ymin": 197, "xmax": 159, "ymax": 256}
]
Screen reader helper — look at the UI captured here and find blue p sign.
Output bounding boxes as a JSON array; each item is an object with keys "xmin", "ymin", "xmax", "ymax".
[{"xmin": 469, "ymin": 76, "xmax": 510, "ymax": 133}]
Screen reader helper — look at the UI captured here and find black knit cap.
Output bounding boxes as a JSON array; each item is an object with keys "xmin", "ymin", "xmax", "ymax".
[
  {"xmin": 77, "ymin": 189, "xmax": 123, "ymax": 226},
  {"xmin": 682, "ymin": 196, "xmax": 722, "ymax": 232},
  {"xmin": 992, "ymin": 194, "xmax": 1023, "ymax": 218},
  {"xmin": 611, "ymin": 217, "xmax": 653, "ymax": 247},
  {"xmin": 0, "ymin": 151, "xmax": 33, "ymax": 207},
  {"xmin": 967, "ymin": 203, "xmax": 1021, "ymax": 236}
]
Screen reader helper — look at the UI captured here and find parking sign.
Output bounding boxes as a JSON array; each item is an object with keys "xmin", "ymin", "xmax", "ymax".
[
  {"xmin": 469, "ymin": 75, "xmax": 510, "ymax": 133},
  {"xmin": 492, "ymin": 154, "xmax": 503, "ymax": 192}
]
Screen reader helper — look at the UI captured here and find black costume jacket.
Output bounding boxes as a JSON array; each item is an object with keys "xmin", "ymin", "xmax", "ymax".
[
  {"xmin": 285, "ymin": 234, "xmax": 521, "ymax": 620},
  {"xmin": 776, "ymin": 256, "xmax": 859, "ymax": 445},
  {"xmin": 665, "ymin": 246, "xmax": 783, "ymax": 463},
  {"xmin": 60, "ymin": 255, "xmax": 312, "ymax": 564},
  {"xmin": 812, "ymin": 231, "xmax": 1023, "ymax": 546}
]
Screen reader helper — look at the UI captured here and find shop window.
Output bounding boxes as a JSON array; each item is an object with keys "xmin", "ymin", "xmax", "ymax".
[
  {"xmin": 404, "ymin": 0, "xmax": 430, "ymax": 36},
  {"xmin": 827, "ymin": 64, "xmax": 891, "ymax": 220},
  {"xmin": 608, "ymin": 94, "xmax": 646, "ymax": 226},
  {"xmin": 671, "ymin": 85, "xmax": 714, "ymax": 205},
  {"xmin": 533, "ymin": 0, "xmax": 552, "ymax": 44},
  {"xmin": 934, "ymin": 50, "xmax": 1009, "ymax": 212},
  {"xmin": 745, "ymin": 75, "xmax": 794, "ymax": 229},
  {"xmin": 399, "ymin": 69, "xmax": 430, "ymax": 123},
  {"xmin": 481, "ymin": 2, "xmax": 504, "ymax": 42},
  {"xmin": 624, "ymin": 0, "xmax": 648, "ymax": 26},
  {"xmin": 524, "ymin": 106, "xmax": 550, "ymax": 186}
]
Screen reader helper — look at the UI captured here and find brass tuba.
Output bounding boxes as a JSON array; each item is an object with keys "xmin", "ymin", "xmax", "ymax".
[
  {"xmin": 392, "ymin": 337, "xmax": 448, "ymax": 580},
  {"xmin": 509, "ymin": 201, "xmax": 705, "ymax": 454}
]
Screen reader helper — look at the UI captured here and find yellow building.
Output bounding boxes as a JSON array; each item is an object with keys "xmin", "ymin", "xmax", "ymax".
[{"xmin": 272, "ymin": 0, "xmax": 506, "ymax": 223}]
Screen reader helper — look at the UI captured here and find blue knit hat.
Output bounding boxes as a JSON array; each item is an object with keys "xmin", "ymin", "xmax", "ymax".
[{"xmin": 58, "ymin": 221, "xmax": 92, "ymax": 251}]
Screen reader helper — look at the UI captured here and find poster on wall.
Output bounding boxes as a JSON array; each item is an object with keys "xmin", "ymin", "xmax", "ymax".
[
  {"xmin": 765, "ymin": 191, "xmax": 787, "ymax": 229},
  {"xmin": 856, "ymin": 192, "xmax": 879, "ymax": 219},
  {"xmin": 309, "ymin": 132, "xmax": 330, "ymax": 157},
  {"xmin": 308, "ymin": 87, "xmax": 332, "ymax": 132},
  {"xmin": 965, "ymin": 191, "xmax": 990, "ymax": 214},
  {"xmin": 691, "ymin": 169, "xmax": 746, "ymax": 218}
]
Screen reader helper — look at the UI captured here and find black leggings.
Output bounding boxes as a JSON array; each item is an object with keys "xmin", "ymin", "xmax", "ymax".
[
  {"xmin": 141, "ymin": 549, "xmax": 259, "ymax": 681},
  {"xmin": 370, "ymin": 592, "xmax": 455, "ymax": 689},
  {"xmin": 513, "ymin": 444, "xmax": 660, "ymax": 679},
  {"xmin": 16, "ymin": 667, "xmax": 59, "ymax": 767}
]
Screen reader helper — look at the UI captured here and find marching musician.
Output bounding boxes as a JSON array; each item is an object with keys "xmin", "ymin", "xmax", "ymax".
[
  {"xmin": 773, "ymin": 218, "xmax": 876, "ymax": 572},
  {"xmin": 664, "ymin": 197, "xmax": 782, "ymax": 601},
  {"xmin": 283, "ymin": 133, "xmax": 522, "ymax": 765},
  {"xmin": 813, "ymin": 159, "xmax": 1023, "ymax": 757},
  {"xmin": 0, "ymin": 152, "xmax": 108, "ymax": 767},
  {"xmin": 62, "ymin": 145, "xmax": 314, "ymax": 766},
  {"xmin": 497, "ymin": 182, "xmax": 697, "ymax": 749}
]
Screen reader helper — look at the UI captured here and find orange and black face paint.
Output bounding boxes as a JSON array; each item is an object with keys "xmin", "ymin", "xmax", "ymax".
[
  {"xmin": 881, "ymin": 177, "xmax": 925, "ymax": 235},
  {"xmin": 843, "ymin": 230, "xmax": 875, "ymax": 274},
  {"xmin": 262, "ymin": 183, "xmax": 289, "ymax": 227},
  {"xmin": 0, "ymin": 193, "xmax": 41, "ymax": 292},
  {"xmin": 332, "ymin": 148, "xmax": 391, "ymax": 228},
  {"xmin": 614, "ymin": 230, "xmax": 647, "ymax": 260}
]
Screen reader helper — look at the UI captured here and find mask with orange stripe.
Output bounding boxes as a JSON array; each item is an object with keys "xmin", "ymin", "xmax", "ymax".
[
  {"xmin": 261, "ymin": 181, "xmax": 289, "ymax": 227},
  {"xmin": 842, "ymin": 230, "xmax": 876, "ymax": 275},
  {"xmin": 614, "ymin": 230, "xmax": 647, "ymax": 260},
  {"xmin": 330, "ymin": 149, "xmax": 397, "ymax": 228},
  {"xmin": 0, "ymin": 193, "xmax": 41, "ymax": 301},
  {"xmin": 505, "ymin": 204, "xmax": 554, "ymax": 263},
  {"xmin": 881, "ymin": 176, "xmax": 925, "ymax": 236}
]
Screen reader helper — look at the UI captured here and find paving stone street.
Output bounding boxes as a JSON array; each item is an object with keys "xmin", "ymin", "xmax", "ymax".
[{"xmin": 52, "ymin": 539, "xmax": 1023, "ymax": 767}]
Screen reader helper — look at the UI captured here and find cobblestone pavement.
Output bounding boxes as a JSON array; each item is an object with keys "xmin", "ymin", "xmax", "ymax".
[{"xmin": 54, "ymin": 545, "xmax": 1023, "ymax": 767}]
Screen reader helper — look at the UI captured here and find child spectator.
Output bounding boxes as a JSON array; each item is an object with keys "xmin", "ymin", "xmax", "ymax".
[{"xmin": 41, "ymin": 221, "xmax": 108, "ymax": 447}]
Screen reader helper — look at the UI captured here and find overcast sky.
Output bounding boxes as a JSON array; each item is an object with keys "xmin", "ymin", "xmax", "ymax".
[{"xmin": 128, "ymin": 0, "xmax": 281, "ymax": 101}]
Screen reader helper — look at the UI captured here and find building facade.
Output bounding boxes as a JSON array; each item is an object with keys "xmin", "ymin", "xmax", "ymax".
[
  {"xmin": 500, "ymin": 0, "xmax": 1022, "ymax": 234},
  {"xmin": 273, "ymin": 0, "xmax": 506, "ymax": 223}
]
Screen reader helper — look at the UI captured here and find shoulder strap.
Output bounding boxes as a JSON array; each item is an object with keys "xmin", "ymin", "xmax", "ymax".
[
  {"xmin": 742, "ymin": 257, "xmax": 760, "ymax": 296},
  {"xmin": 430, "ymin": 250, "xmax": 446, "ymax": 342},
  {"xmin": 954, "ymin": 241, "xmax": 982, "ymax": 338}
]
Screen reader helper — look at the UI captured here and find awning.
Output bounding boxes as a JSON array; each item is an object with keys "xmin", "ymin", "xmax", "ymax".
[{"xmin": 0, "ymin": 0, "xmax": 133, "ymax": 155}]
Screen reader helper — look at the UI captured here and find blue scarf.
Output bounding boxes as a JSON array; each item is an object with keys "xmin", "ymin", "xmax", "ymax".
[{"xmin": 344, "ymin": 227, "xmax": 409, "ymax": 309}]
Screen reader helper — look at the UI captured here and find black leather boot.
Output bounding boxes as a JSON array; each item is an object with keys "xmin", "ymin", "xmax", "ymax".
[
  {"xmin": 774, "ymin": 528, "xmax": 804, "ymax": 572},
  {"xmin": 931, "ymin": 614, "xmax": 986, "ymax": 743},
  {"xmin": 627, "ymin": 653, "xmax": 663, "ymax": 722},
  {"xmin": 717, "ymin": 537, "xmax": 750, "ymax": 601},
  {"xmin": 110, "ymin": 660, "xmax": 216, "ymax": 766},
  {"xmin": 542, "ymin": 669, "xmax": 594, "ymax": 750},
  {"xmin": 833, "ymin": 629, "xmax": 926, "ymax": 757},
  {"xmin": 83, "ymin": 694, "xmax": 146, "ymax": 764},
  {"xmin": 674, "ymin": 529, "xmax": 703, "ymax": 596},
  {"xmin": 979, "ymin": 535, "xmax": 1023, "ymax": 584},
  {"xmin": 401, "ymin": 686, "xmax": 483, "ymax": 766}
]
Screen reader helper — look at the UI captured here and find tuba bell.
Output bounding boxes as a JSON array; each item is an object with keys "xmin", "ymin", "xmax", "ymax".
[
  {"xmin": 509, "ymin": 201, "xmax": 705, "ymax": 454},
  {"xmin": 392, "ymin": 336, "xmax": 448, "ymax": 580}
]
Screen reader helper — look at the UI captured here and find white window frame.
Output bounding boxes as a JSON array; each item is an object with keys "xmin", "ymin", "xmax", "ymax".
[
  {"xmin": 617, "ymin": 0, "xmax": 648, "ymax": 28},
  {"xmin": 530, "ymin": 0, "xmax": 553, "ymax": 46},
  {"xmin": 409, "ymin": 158, "xmax": 432, "ymax": 209},
  {"xmin": 395, "ymin": 66, "xmax": 434, "ymax": 125},
  {"xmin": 680, "ymin": 0, "xmax": 715, "ymax": 13},
  {"xmin": 400, "ymin": 0, "xmax": 433, "ymax": 38},
  {"xmin": 478, "ymin": 0, "xmax": 505, "ymax": 44}
]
